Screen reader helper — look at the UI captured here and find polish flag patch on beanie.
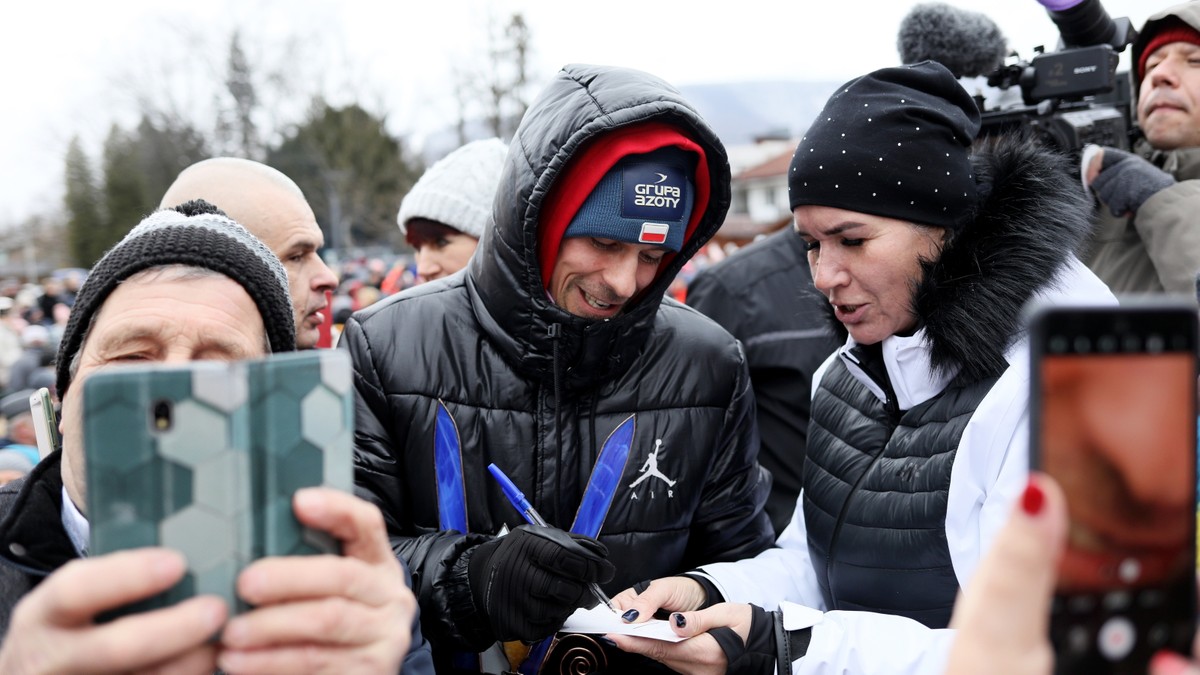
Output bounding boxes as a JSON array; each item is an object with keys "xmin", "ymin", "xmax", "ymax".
[{"xmin": 638, "ymin": 223, "xmax": 670, "ymax": 245}]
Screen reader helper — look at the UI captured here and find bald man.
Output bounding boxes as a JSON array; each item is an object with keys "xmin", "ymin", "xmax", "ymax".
[{"xmin": 161, "ymin": 158, "xmax": 338, "ymax": 349}]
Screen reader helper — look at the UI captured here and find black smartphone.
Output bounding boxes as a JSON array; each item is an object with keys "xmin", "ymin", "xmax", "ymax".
[{"xmin": 1029, "ymin": 301, "xmax": 1198, "ymax": 674}]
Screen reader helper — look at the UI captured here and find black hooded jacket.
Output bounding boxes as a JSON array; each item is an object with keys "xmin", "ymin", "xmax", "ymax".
[{"xmin": 343, "ymin": 64, "xmax": 774, "ymax": 658}]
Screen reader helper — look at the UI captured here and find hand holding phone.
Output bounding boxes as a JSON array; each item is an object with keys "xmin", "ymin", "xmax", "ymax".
[
  {"xmin": 1029, "ymin": 301, "xmax": 1197, "ymax": 673},
  {"xmin": 84, "ymin": 351, "xmax": 353, "ymax": 617}
]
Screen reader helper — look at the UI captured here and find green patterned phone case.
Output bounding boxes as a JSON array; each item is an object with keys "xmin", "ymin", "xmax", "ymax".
[{"xmin": 84, "ymin": 350, "xmax": 353, "ymax": 616}]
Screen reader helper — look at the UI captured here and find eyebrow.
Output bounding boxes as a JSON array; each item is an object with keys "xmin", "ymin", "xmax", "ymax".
[
  {"xmin": 95, "ymin": 326, "xmax": 255, "ymax": 359},
  {"xmin": 95, "ymin": 326, "xmax": 165, "ymax": 351},
  {"xmin": 286, "ymin": 238, "xmax": 318, "ymax": 254},
  {"xmin": 799, "ymin": 222, "xmax": 866, "ymax": 238}
]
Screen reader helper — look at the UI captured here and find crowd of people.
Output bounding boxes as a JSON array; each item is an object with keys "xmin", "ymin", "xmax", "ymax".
[{"xmin": 0, "ymin": 2, "xmax": 1199, "ymax": 673}]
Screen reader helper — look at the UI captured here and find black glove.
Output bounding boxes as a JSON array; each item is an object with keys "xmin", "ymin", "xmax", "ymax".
[
  {"xmin": 709, "ymin": 604, "xmax": 778, "ymax": 675},
  {"xmin": 467, "ymin": 524, "xmax": 615, "ymax": 643},
  {"xmin": 709, "ymin": 604, "xmax": 812, "ymax": 675},
  {"xmin": 1090, "ymin": 147, "xmax": 1175, "ymax": 217}
]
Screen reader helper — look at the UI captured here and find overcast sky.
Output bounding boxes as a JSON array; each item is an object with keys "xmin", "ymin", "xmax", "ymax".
[{"xmin": 0, "ymin": 0, "xmax": 1153, "ymax": 226}]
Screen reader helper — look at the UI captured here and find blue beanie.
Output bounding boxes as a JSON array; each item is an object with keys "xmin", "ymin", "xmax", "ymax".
[{"xmin": 563, "ymin": 147, "xmax": 695, "ymax": 252}]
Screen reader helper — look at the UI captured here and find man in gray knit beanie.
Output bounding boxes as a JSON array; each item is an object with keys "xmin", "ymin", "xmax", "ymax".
[{"xmin": 0, "ymin": 200, "xmax": 428, "ymax": 674}]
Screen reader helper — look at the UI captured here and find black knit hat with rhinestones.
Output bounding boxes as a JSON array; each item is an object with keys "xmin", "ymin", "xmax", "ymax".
[
  {"xmin": 788, "ymin": 61, "xmax": 981, "ymax": 230},
  {"xmin": 56, "ymin": 199, "xmax": 295, "ymax": 396}
]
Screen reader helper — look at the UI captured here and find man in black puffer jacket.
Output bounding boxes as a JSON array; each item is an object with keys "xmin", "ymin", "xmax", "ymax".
[{"xmin": 343, "ymin": 63, "xmax": 774, "ymax": 674}]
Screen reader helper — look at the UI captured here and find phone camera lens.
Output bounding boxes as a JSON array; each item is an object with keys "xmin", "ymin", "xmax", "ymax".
[
  {"xmin": 1072, "ymin": 336, "xmax": 1091, "ymax": 354},
  {"xmin": 152, "ymin": 400, "xmax": 173, "ymax": 431},
  {"xmin": 1097, "ymin": 335, "xmax": 1117, "ymax": 353},
  {"xmin": 1146, "ymin": 335, "xmax": 1165, "ymax": 353},
  {"xmin": 1049, "ymin": 336, "xmax": 1068, "ymax": 353},
  {"xmin": 1122, "ymin": 335, "xmax": 1141, "ymax": 352}
]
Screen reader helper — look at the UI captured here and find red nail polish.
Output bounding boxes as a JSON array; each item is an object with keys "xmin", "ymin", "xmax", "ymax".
[
  {"xmin": 1021, "ymin": 480, "xmax": 1044, "ymax": 516},
  {"xmin": 1151, "ymin": 650, "xmax": 1189, "ymax": 675}
]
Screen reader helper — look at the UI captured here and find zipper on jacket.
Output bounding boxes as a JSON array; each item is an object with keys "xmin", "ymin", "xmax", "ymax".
[
  {"xmin": 824, "ymin": 349, "xmax": 901, "ymax": 608},
  {"xmin": 548, "ymin": 322, "xmax": 565, "ymax": 523},
  {"xmin": 823, "ymin": 440, "xmax": 894, "ymax": 609},
  {"xmin": 844, "ymin": 345, "xmax": 901, "ymax": 423}
]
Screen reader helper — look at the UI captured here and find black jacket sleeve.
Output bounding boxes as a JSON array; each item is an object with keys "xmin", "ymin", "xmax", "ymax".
[
  {"xmin": 686, "ymin": 268, "xmax": 743, "ymax": 336},
  {"xmin": 341, "ymin": 317, "xmax": 494, "ymax": 651},
  {"xmin": 683, "ymin": 341, "xmax": 775, "ymax": 565}
]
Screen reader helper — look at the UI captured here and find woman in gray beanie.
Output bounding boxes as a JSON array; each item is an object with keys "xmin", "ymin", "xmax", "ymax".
[
  {"xmin": 399, "ymin": 138, "xmax": 507, "ymax": 284},
  {"xmin": 610, "ymin": 61, "xmax": 1117, "ymax": 674}
]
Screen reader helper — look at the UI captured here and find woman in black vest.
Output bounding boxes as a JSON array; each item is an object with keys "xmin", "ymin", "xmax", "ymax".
[{"xmin": 608, "ymin": 61, "xmax": 1117, "ymax": 674}]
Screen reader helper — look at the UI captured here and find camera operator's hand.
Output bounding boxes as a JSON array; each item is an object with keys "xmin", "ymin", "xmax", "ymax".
[
  {"xmin": 1084, "ymin": 145, "xmax": 1175, "ymax": 217},
  {"xmin": 467, "ymin": 524, "xmax": 614, "ymax": 643}
]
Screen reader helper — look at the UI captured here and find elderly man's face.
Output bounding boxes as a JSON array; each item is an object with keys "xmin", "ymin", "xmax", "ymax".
[
  {"xmin": 1138, "ymin": 41, "xmax": 1200, "ymax": 150},
  {"xmin": 58, "ymin": 272, "xmax": 267, "ymax": 513}
]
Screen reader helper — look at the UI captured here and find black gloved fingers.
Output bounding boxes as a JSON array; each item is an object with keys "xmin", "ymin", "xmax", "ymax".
[
  {"xmin": 521, "ymin": 527, "xmax": 614, "ymax": 583},
  {"xmin": 566, "ymin": 531, "xmax": 609, "ymax": 558},
  {"xmin": 523, "ymin": 525, "xmax": 608, "ymax": 560},
  {"xmin": 466, "ymin": 525, "xmax": 614, "ymax": 643},
  {"xmin": 527, "ymin": 573, "xmax": 591, "ymax": 607},
  {"xmin": 531, "ymin": 543, "xmax": 601, "ymax": 579}
]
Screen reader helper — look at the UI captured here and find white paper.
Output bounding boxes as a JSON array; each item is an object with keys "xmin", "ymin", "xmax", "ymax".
[{"xmin": 560, "ymin": 605, "xmax": 688, "ymax": 642}]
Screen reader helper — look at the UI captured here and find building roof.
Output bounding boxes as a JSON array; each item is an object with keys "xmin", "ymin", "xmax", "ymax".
[
  {"xmin": 715, "ymin": 213, "xmax": 792, "ymax": 241},
  {"xmin": 735, "ymin": 148, "xmax": 793, "ymax": 181}
]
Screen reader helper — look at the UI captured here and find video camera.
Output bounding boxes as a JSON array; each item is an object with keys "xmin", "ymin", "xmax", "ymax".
[{"xmin": 978, "ymin": 0, "xmax": 1139, "ymax": 155}]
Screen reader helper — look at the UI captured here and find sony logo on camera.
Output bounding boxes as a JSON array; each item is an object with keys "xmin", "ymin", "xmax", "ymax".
[{"xmin": 981, "ymin": 0, "xmax": 1138, "ymax": 156}]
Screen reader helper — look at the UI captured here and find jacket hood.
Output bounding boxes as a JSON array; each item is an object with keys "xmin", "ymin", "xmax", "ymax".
[
  {"xmin": 464, "ymin": 64, "xmax": 732, "ymax": 390},
  {"xmin": 1132, "ymin": 1, "xmax": 1200, "ymax": 93},
  {"xmin": 821, "ymin": 134, "xmax": 1093, "ymax": 382}
]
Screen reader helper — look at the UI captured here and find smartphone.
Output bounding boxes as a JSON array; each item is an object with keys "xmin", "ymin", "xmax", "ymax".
[
  {"xmin": 84, "ymin": 351, "xmax": 352, "ymax": 616},
  {"xmin": 29, "ymin": 387, "xmax": 59, "ymax": 460},
  {"xmin": 1029, "ymin": 301, "xmax": 1198, "ymax": 674},
  {"xmin": 85, "ymin": 360, "xmax": 253, "ymax": 615},
  {"xmin": 247, "ymin": 350, "xmax": 353, "ymax": 558}
]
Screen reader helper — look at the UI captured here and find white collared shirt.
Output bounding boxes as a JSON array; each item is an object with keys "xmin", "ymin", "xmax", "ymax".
[{"xmin": 60, "ymin": 486, "xmax": 89, "ymax": 557}]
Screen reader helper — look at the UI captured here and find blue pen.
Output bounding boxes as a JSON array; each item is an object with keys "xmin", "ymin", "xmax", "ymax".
[{"xmin": 488, "ymin": 463, "xmax": 616, "ymax": 612}]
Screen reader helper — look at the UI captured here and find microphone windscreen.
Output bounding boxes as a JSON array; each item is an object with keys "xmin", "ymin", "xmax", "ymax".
[{"xmin": 898, "ymin": 2, "xmax": 1009, "ymax": 78}]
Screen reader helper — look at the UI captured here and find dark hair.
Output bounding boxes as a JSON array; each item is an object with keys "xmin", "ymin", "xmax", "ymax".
[{"xmin": 405, "ymin": 217, "xmax": 467, "ymax": 248}]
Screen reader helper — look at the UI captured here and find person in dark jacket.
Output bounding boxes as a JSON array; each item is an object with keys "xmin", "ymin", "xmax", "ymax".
[
  {"xmin": 687, "ymin": 229, "xmax": 840, "ymax": 535},
  {"xmin": 610, "ymin": 62, "xmax": 1116, "ymax": 674},
  {"xmin": 342, "ymin": 63, "xmax": 774, "ymax": 674},
  {"xmin": 0, "ymin": 202, "xmax": 432, "ymax": 674}
]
